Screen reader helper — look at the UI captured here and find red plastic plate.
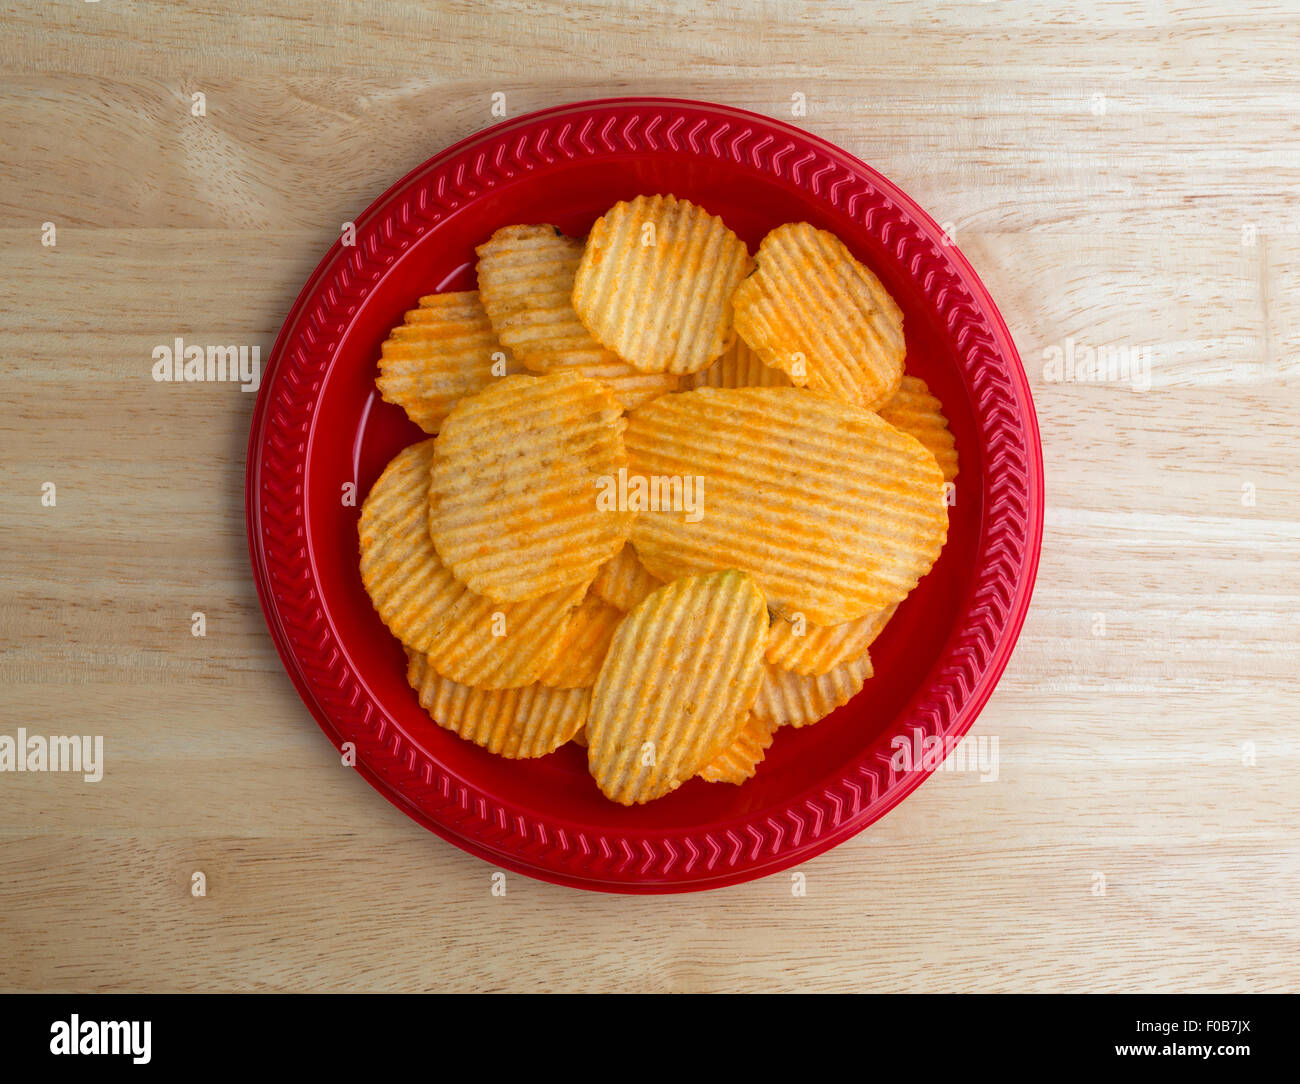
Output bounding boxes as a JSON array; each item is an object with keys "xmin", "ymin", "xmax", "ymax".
[{"xmin": 246, "ymin": 98, "xmax": 1043, "ymax": 893}]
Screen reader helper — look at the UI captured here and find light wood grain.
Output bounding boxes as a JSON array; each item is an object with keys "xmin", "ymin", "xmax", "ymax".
[{"xmin": 1, "ymin": 0, "xmax": 1297, "ymax": 993}]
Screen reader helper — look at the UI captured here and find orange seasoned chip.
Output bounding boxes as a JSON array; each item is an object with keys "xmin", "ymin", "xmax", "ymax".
[
  {"xmin": 537, "ymin": 593, "xmax": 625, "ymax": 689},
  {"xmin": 476, "ymin": 225, "xmax": 618, "ymax": 370},
  {"xmin": 429, "ymin": 371, "xmax": 632, "ymax": 603},
  {"xmin": 587, "ymin": 571, "xmax": 767, "ymax": 804},
  {"xmin": 590, "ymin": 542, "xmax": 663, "ymax": 612},
  {"xmin": 698, "ymin": 714, "xmax": 775, "ymax": 784},
  {"xmin": 765, "ymin": 603, "xmax": 898, "ymax": 676},
  {"xmin": 732, "ymin": 222, "xmax": 904, "ymax": 409},
  {"xmin": 626, "ymin": 387, "xmax": 948, "ymax": 625},
  {"xmin": 572, "ymin": 194, "xmax": 753, "ymax": 374},
  {"xmin": 751, "ymin": 653, "xmax": 874, "ymax": 729},
  {"xmin": 475, "ymin": 225, "xmax": 677, "ymax": 408},
  {"xmin": 359, "ymin": 438, "xmax": 462, "ymax": 651},
  {"xmin": 406, "ymin": 650, "xmax": 587, "ymax": 758},
  {"xmin": 571, "ymin": 726, "xmax": 588, "ymax": 748},
  {"xmin": 423, "ymin": 579, "xmax": 586, "ymax": 690},
  {"xmin": 541, "ymin": 354, "xmax": 679, "ymax": 411},
  {"xmin": 375, "ymin": 292, "xmax": 517, "ymax": 433},
  {"xmin": 878, "ymin": 375, "xmax": 959, "ymax": 483},
  {"xmin": 359, "ymin": 439, "xmax": 583, "ymax": 687},
  {"xmin": 683, "ymin": 335, "xmax": 792, "ymax": 390}
]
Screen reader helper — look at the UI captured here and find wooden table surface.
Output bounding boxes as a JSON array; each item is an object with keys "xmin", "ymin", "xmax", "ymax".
[{"xmin": 2, "ymin": 1, "xmax": 1297, "ymax": 993}]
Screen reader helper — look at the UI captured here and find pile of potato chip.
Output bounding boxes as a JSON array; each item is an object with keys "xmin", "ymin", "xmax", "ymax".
[{"xmin": 360, "ymin": 194, "xmax": 957, "ymax": 805}]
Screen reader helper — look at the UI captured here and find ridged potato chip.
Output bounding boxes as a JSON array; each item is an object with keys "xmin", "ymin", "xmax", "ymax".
[
  {"xmin": 683, "ymin": 335, "xmax": 792, "ymax": 390},
  {"xmin": 587, "ymin": 570, "xmax": 767, "ymax": 805},
  {"xmin": 541, "ymin": 354, "xmax": 679, "ymax": 411},
  {"xmin": 698, "ymin": 714, "xmax": 775, "ymax": 784},
  {"xmin": 626, "ymin": 387, "xmax": 949, "ymax": 625},
  {"xmin": 537, "ymin": 593, "xmax": 625, "ymax": 689},
  {"xmin": 475, "ymin": 225, "xmax": 678, "ymax": 408},
  {"xmin": 572, "ymin": 194, "xmax": 753, "ymax": 374},
  {"xmin": 878, "ymin": 375, "xmax": 959, "ymax": 483},
  {"xmin": 375, "ymin": 292, "xmax": 516, "ymax": 433},
  {"xmin": 732, "ymin": 222, "xmax": 904, "ymax": 409},
  {"xmin": 590, "ymin": 542, "xmax": 663, "ymax": 612},
  {"xmin": 359, "ymin": 438, "xmax": 465, "ymax": 651},
  {"xmin": 429, "ymin": 371, "xmax": 633, "ymax": 603},
  {"xmin": 423, "ymin": 579, "xmax": 586, "ymax": 690},
  {"xmin": 766, "ymin": 603, "xmax": 898, "ymax": 675},
  {"xmin": 406, "ymin": 650, "xmax": 587, "ymax": 758},
  {"xmin": 359, "ymin": 439, "xmax": 583, "ymax": 687},
  {"xmin": 751, "ymin": 653, "xmax": 874, "ymax": 729}
]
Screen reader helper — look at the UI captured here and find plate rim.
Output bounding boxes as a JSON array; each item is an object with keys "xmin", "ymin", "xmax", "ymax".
[{"xmin": 245, "ymin": 96, "xmax": 1044, "ymax": 894}]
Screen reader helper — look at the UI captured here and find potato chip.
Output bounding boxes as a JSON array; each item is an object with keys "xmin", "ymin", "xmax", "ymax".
[
  {"xmin": 683, "ymin": 335, "xmax": 792, "ymax": 390},
  {"xmin": 359, "ymin": 438, "xmax": 464, "ymax": 651},
  {"xmin": 626, "ymin": 387, "xmax": 948, "ymax": 625},
  {"xmin": 429, "ymin": 371, "xmax": 632, "ymax": 603},
  {"xmin": 765, "ymin": 603, "xmax": 898, "ymax": 675},
  {"xmin": 751, "ymin": 653, "xmax": 874, "ymax": 729},
  {"xmin": 571, "ymin": 726, "xmax": 588, "ymax": 748},
  {"xmin": 406, "ymin": 650, "xmax": 587, "ymax": 758},
  {"xmin": 587, "ymin": 570, "xmax": 767, "ymax": 804},
  {"xmin": 375, "ymin": 292, "xmax": 516, "ymax": 433},
  {"xmin": 542, "ymin": 354, "xmax": 679, "ymax": 411},
  {"xmin": 590, "ymin": 542, "xmax": 663, "ymax": 612},
  {"xmin": 424, "ymin": 579, "xmax": 586, "ymax": 690},
  {"xmin": 475, "ymin": 225, "xmax": 677, "ymax": 408},
  {"xmin": 359, "ymin": 439, "xmax": 582, "ymax": 687},
  {"xmin": 698, "ymin": 714, "xmax": 775, "ymax": 784},
  {"xmin": 476, "ymin": 225, "xmax": 618, "ymax": 369},
  {"xmin": 572, "ymin": 194, "xmax": 753, "ymax": 374},
  {"xmin": 537, "ymin": 593, "xmax": 625, "ymax": 689},
  {"xmin": 878, "ymin": 375, "xmax": 959, "ymax": 483},
  {"xmin": 732, "ymin": 222, "xmax": 904, "ymax": 409}
]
